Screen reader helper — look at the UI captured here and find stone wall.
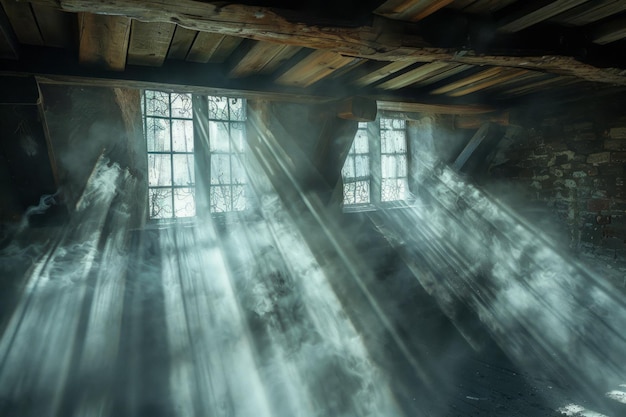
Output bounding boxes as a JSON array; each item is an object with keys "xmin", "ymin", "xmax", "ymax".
[{"xmin": 489, "ymin": 106, "xmax": 626, "ymax": 280}]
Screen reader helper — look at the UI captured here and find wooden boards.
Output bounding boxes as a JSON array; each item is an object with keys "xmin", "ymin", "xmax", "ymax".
[
  {"xmin": 78, "ymin": 13, "xmax": 131, "ymax": 71},
  {"xmin": 127, "ymin": 20, "xmax": 175, "ymax": 66}
]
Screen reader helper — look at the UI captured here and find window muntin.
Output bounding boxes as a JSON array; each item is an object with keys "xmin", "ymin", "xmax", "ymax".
[
  {"xmin": 143, "ymin": 92, "xmax": 247, "ymax": 220},
  {"xmin": 341, "ymin": 117, "xmax": 408, "ymax": 207}
]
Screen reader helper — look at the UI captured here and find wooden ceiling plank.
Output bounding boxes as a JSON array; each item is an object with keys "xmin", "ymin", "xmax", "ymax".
[
  {"xmin": 24, "ymin": 0, "xmax": 626, "ymax": 86},
  {"xmin": 375, "ymin": 0, "xmax": 453, "ymax": 21},
  {"xmin": 276, "ymin": 50, "xmax": 357, "ymax": 88},
  {"xmin": 187, "ymin": 32, "xmax": 241, "ymax": 63},
  {"xmin": 474, "ymin": 70, "xmax": 546, "ymax": 93},
  {"xmin": 0, "ymin": 2, "xmax": 18, "ymax": 59},
  {"xmin": 167, "ymin": 25, "xmax": 196, "ymax": 60},
  {"xmin": 31, "ymin": 4, "xmax": 72, "ymax": 47},
  {"xmin": 446, "ymin": 0, "xmax": 478, "ymax": 10},
  {"xmin": 592, "ymin": 15, "xmax": 626, "ymax": 44},
  {"xmin": 447, "ymin": 68, "xmax": 529, "ymax": 96},
  {"xmin": 229, "ymin": 41, "xmax": 299, "ymax": 78},
  {"xmin": 353, "ymin": 61, "xmax": 415, "ymax": 87},
  {"xmin": 78, "ymin": 12, "xmax": 131, "ymax": 71},
  {"xmin": 430, "ymin": 66, "xmax": 503, "ymax": 94},
  {"xmin": 377, "ymin": 61, "xmax": 452, "ymax": 89},
  {"xmin": 411, "ymin": 63, "xmax": 473, "ymax": 86},
  {"xmin": 551, "ymin": 0, "xmax": 626, "ymax": 26},
  {"xmin": 498, "ymin": 0, "xmax": 591, "ymax": 33},
  {"xmin": 127, "ymin": 20, "xmax": 175, "ymax": 66},
  {"xmin": 0, "ymin": 0, "xmax": 43, "ymax": 45},
  {"xmin": 377, "ymin": 99, "xmax": 495, "ymax": 114},
  {"xmin": 501, "ymin": 75, "xmax": 575, "ymax": 95},
  {"xmin": 463, "ymin": 0, "xmax": 518, "ymax": 14}
]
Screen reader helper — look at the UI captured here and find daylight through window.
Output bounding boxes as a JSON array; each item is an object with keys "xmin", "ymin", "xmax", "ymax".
[
  {"xmin": 144, "ymin": 91, "xmax": 195, "ymax": 219},
  {"xmin": 341, "ymin": 117, "xmax": 409, "ymax": 207},
  {"xmin": 143, "ymin": 91, "xmax": 247, "ymax": 219}
]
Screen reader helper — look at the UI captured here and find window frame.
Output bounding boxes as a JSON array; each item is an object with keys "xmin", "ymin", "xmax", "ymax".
[
  {"xmin": 142, "ymin": 90, "xmax": 248, "ymax": 221},
  {"xmin": 341, "ymin": 115, "xmax": 411, "ymax": 212}
]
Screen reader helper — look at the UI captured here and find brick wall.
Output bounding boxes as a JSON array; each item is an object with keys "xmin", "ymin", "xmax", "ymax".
[{"xmin": 490, "ymin": 110, "xmax": 626, "ymax": 280}]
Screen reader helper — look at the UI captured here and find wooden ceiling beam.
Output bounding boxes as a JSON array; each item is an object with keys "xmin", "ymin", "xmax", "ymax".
[
  {"xmin": 592, "ymin": 15, "xmax": 626, "ymax": 45},
  {"xmin": 25, "ymin": 0, "xmax": 626, "ymax": 86},
  {"xmin": 0, "ymin": 1, "xmax": 19, "ymax": 59}
]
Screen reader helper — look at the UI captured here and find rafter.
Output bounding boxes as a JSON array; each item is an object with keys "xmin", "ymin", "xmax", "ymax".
[{"xmin": 25, "ymin": 0, "xmax": 626, "ymax": 86}]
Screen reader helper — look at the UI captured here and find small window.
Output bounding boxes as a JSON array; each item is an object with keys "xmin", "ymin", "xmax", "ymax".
[
  {"xmin": 341, "ymin": 117, "xmax": 409, "ymax": 208},
  {"xmin": 144, "ymin": 91, "xmax": 195, "ymax": 219},
  {"xmin": 206, "ymin": 96, "xmax": 247, "ymax": 213}
]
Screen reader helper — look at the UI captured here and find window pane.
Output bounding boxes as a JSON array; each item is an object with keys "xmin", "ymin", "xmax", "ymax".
[
  {"xmin": 232, "ymin": 185, "xmax": 246, "ymax": 211},
  {"xmin": 355, "ymin": 180, "xmax": 370, "ymax": 204},
  {"xmin": 354, "ymin": 130, "xmax": 369, "ymax": 153},
  {"xmin": 174, "ymin": 187, "xmax": 196, "ymax": 218},
  {"xmin": 171, "ymin": 93, "xmax": 193, "ymax": 119},
  {"xmin": 210, "ymin": 186, "xmax": 231, "ymax": 212},
  {"xmin": 355, "ymin": 155, "xmax": 370, "ymax": 177},
  {"xmin": 172, "ymin": 119, "xmax": 194, "ymax": 152},
  {"xmin": 173, "ymin": 154, "xmax": 195, "ymax": 186},
  {"xmin": 342, "ymin": 155, "xmax": 355, "ymax": 178},
  {"xmin": 145, "ymin": 91, "xmax": 169, "ymax": 117},
  {"xmin": 148, "ymin": 154, "xmax": 172, "ymax": 186},
  {"xmin": 211, "ymin": 154, "xmax": 231, "ymax": 185},
  {"xmin": 381, "ymin": 178, "xmax": 407, "ymax": 202},
  {"xmin": 231, "ymin": 155, "xmax": 246, "ymax": 185},
  {"xmin": 382, "ymin": 130, "xmax": 406, "ymax": 153},
  {"xmin": 230, "ymin": 122, "xmax": 245, "ymax": 152},
  {"xmin": 229, "ymin": 98, "xmax": 246, "ymax": 121},
  {"xmin": 391, "ymin": 119, "xmax": 405, "ymax": 129},
  {"xmin": 149, "ymin": 188, "xmax": 172, "ymax": 219},
  {"xmin": 343, "ymin": 181, "xmax": 356, "ymax": 204},
  {"xmin": 208, "ymin": 96, "xmax": 229, "ymax": 120},
  {"xmin": 209, "ymin": 121, "xmax": 231, "ymax": 152},
  {"xmin": 146, "ymin": 117, "xmax": 170, "ymax": 152}
]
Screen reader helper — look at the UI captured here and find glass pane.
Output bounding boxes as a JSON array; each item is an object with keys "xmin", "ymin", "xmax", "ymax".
[
  {"xmin": 171, "ymin": 93, "xmax": 193, "ymax": 118},
  {"xmin": 209, "ymin": 121, "xmax": 231, "ymax": 152},
  {"xmin": 230, "ymin": 122, "xmax": 245, "ymax": 152},
  {"xmin": 342, "ymin": 155, "xmax": 355, "ymax": 179},
  {"xmin": 149, "ymin": 188, "xmax": 172, "ymax": 219},
  {"xmin": 145, "ymin": 90, "xmax": 170, "ymax": 117},
  {"xmin": 211, "ymin": 154, "xmax": 231, "ymax": 185},
  {"xmin": 382, "ymin": 130, "xmax": 406, "ymax": 153},
  {"xmin": 382, "ymin": 155, "xmax": 396, "ymax": 178},
  {"xmin": 172, "ymin": 119, "xmax": 194, "ymax": 152},
  {"xmin": 232, "ymin": 185, "xmax": 246, "ymax": 211},
  {"xmin": 343, "ymin": 182, "xmax": 355, "ymax": 205},
  {"xmin": 210, "ymin": 185, "xmax": 231, "ymax": 212},
  {"xmin": 380, "ymin": 118, "xmax": 392, "ymax": 130},
  {"xmin": 391, "ymin": 119, "xmax": 406, "ymax": 129},
  {"xmin": 355, "ymin": 155, "xmax": 370, "ymax": 178},
  {"xmin": 231, "ymin": 155, "xmax": 246, "ymax": 185},
  {"xmin": 148, "ymin": 154, "xmax": 172, "ymax": 186},
  {"xmin": 146, "ymin": 117, "xmax": 170, "ymax": 152},
  {"xmin": 208, "ymin": 96, "xmax": 229, "ymax": 120},
  {"xmin": 358, "ymin": 122, "xmax": 368, "ymax": 129},
  {"xmin": 355, "ymin": 180, "xmax": 370, "ymax": 204},
  {"xmin": 354, "ymin": 130, "xmax": 369, "ymax": 154},
  {"xmin": 229, "ymin": 98, "xmax": 246, "ymax": 121},
  {"xmin": 173, "ymin": 154, "xmax": 195, "ymax": 186},
  {"xmin": 381, "ymin": 178, "xmax": 407, "ymax": 202},
  {"xmin": 174, "ymin": 187, "xmax": 196, "ymax": 218}
]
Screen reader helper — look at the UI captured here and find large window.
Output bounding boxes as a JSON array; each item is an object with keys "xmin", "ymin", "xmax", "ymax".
[
  {"xmin": 341, "ymin": 117, "xmax": 409, "ymax": 208},
  {"xmin": 142, "ymin": 91, "xmax": 247, "ymax": 219}
]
